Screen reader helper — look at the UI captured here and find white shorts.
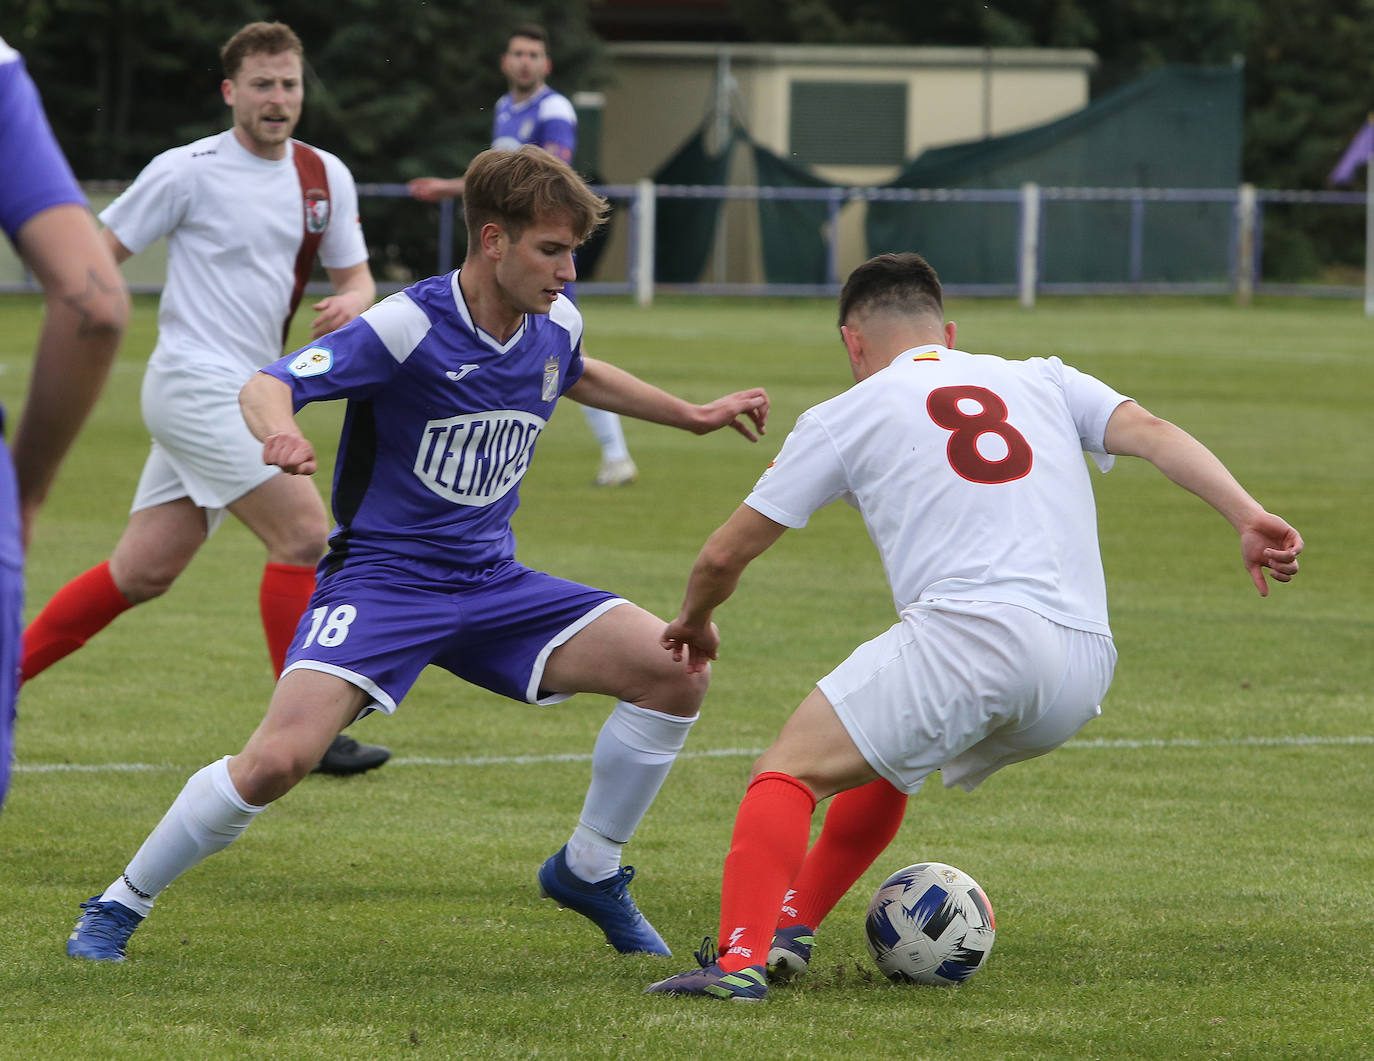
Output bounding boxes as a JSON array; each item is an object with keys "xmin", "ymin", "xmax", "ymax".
[
  {"xmin": 818, "ymin": 599, "xmax": 1116, "ymax": 795},
  {"xmin": 131, "ymin": 361, "xmax": 278, "ymax": 531}
]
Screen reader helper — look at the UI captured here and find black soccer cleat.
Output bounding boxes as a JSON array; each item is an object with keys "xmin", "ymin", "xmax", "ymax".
[{"xmin": 312, "ymin": 734, "xmax": 390, "ymax": 776}]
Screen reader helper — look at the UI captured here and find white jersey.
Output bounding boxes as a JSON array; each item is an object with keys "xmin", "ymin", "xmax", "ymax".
[
  {"xmin": 100, "ymin": 130, "xmax": 368, "ymax": 381},
  {"xmin": 745, "ymin": 345, "xmax": 1131, "ymax": 635}
]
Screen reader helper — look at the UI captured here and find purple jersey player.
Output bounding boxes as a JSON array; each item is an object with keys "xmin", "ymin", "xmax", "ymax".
[
  {"xmin": 66, "ymin": 146, "xmax": 769, "ymax": 966},
  {"xmin": 0, "ymin": 39, "xmax": 127, "ymax": 807},
  {"xmin": 491, "ymin": 80, "xmax": 576, "ymax": 159},
  {"xmin": 409, "ymin": 23, "xmax": 638, "ymax": 488}
]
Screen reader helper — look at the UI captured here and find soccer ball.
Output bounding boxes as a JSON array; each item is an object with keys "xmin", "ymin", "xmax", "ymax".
[{"xmin": 864, "ymin": 861, "xmax": 996, "ymax": 986}]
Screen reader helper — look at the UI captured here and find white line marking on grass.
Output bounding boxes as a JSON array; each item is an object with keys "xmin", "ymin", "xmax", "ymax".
[
  {"xmin": 1066, "ymin": 735, "xmax": 1374, "ymax": 750},
  {"xmin": 11, "ymin": 736, "xmax": 1373, "ymax": 776}
]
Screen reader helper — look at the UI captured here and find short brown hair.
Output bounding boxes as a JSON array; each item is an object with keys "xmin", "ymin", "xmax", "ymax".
[
  {"xmin": 220, "ymin": 21, "xmax": 304, "ymax": 81},
  {"xmin": 463, "ymin": 146, "xmax": 608, "ymax": 247},
  {"xmin": 509, "ymin": 23, "xmax": 549, "ymax": 48},
  {"xmin": 838, "ymin": 252, "xmax": 944, "ymax": 328}
]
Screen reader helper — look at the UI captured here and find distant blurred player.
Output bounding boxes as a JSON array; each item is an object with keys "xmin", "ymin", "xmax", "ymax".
[
  {"xmin": 646, "ymin": 251, "xmax": 1303, "ymax": 1001},
  {"xmin": 0, "ymin": 37, "xmax": 129, "ymax": 808},
  {"xmin": 410, "ymin": 23, "xmax": 637, "ymax": 487},
  {"xmin": 19, "ymin": 21, "xmax": 389, "ymax": 775},
  {"xmin": 64, "ymin": 145, "xmax": 770, "ymax": 964}
]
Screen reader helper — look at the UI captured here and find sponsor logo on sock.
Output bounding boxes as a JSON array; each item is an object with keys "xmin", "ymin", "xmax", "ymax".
[
  {"xmin": 781, "ymin": 889, "xmax": 799, "ymax": 918},
  {"xmin": 726, "ymin": 926, "xmax": 752, "ymax": 957},
  {"xmin": 122, "ymin": 873, "xmax": 152, "ymax": 900}
]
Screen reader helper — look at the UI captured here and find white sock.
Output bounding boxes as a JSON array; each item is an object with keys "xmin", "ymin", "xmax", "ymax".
[
  {"xmin": 565, "ymin": 701, "xmax": 696, "ymax": 882},
  {"xmin": 99, "ymin": 756, "xmax": 264, "ymax": 916},
  {"xmin": 566, "ymin": 824, "xmax": 623, "ymax": 884},
  {"xmin": 581, "ymin": 405, "xmax": 630, "ymax": 463}
]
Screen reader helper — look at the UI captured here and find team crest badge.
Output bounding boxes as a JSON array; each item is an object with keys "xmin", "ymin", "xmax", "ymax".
[
  {"xmin": 289, "ymin": 346, "xmax": 333, "ymax": 377},
  {"xmin": 303, "ymin": 188, "xmax": 330, "ymax": 234},
  {"xmin": 541, "ymin": 357, "xmax": 559, "ymax": 401}
]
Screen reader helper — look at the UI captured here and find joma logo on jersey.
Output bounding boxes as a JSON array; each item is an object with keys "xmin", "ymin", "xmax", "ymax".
[{"xmin": 414, "ymin": 411, "xmax": 545, "ymax": 506}]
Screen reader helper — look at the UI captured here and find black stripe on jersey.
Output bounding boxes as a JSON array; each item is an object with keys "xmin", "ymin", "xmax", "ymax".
[{"xmin": 321, "ymin": 398, "xmax": 378, "ymax": 577}]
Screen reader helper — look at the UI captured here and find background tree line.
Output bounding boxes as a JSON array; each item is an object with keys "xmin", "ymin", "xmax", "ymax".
[{"xmin": 5, "ymin": 0, "xmax": 1370, "ymax": 281}]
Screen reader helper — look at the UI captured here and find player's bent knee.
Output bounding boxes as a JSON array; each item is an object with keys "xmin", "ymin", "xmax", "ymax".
[
  {"xmin": 230, "ymin": 746, "xmax": 313, "ymax": 805},
  {"xmin": 115, "ymin": 569, "xmax": 177, "ymax": 605},
  {"xmin": 658, "ymin": 659, "xmax": 710, "ymax": 714},
  {"xmin": 277, "ymin": 526, "xmax": 329, "ymax": 568}
]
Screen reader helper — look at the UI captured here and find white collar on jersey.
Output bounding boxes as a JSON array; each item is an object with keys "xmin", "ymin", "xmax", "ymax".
[{"xmin": 450, "ymin": 269, "xmax": 527, "ymax": 355}]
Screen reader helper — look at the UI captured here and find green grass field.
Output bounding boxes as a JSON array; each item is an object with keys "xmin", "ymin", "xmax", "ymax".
[{"xmin": 0, "ymin": 292, "xmax": 1370, "ymax": 1059}]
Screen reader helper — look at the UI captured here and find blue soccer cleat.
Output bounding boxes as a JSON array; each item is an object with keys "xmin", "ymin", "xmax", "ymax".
[
  {"xmin": 645, "ymin": 937, "xmax": 768, "ymax": 1002},
  {"xmin": 537, "ymin": 846, "xmax": 671, "ymax": 955},
  {"xmin": 767, "ymin": 923, "xmax": 816, "ymax": 983},
  {"xmin": 66, "ymin": 895, "xmax": 144, "ymax": 962}
]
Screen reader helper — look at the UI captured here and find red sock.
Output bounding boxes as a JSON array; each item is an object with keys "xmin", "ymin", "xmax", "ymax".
[
  {"xmin": 259, "ymin": 563, "xmax": 315, "ymax": 677},
  {"xmin": 715, "ymin": 771, "xmax": 817, "ymax": 973},
  {"xmin": 778, "ymin": 778, "xmax": 908, "ymax": 931},
  {"xmin": 21, "ymin": 561, "xmax": 132, "ymax": 682}
]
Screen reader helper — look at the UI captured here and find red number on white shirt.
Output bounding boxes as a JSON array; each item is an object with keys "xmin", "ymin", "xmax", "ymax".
[{"xmin": 926, "ymin": 385, "xmax": 1033, "ymax": 483}]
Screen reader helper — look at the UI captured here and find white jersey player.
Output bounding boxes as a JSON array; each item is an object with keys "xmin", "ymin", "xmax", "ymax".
[
  {"xmin": 20, "ymin": 21, "xmax": 387, "ymax": 776},
  {"xmin": 647, "ymin": 251, "xmax": 1303, "ymax": 1001},
  {"xmin": 104, "ymin": 129, "xmax": 367, "ymax": 517}
]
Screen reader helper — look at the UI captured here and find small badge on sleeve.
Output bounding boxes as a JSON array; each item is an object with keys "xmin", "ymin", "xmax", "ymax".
[
  {"xmin": 541, "ymin": 356, "xmax": 559, "ymax": 402},
  {"xmin": 289, "ymin": 347, "xmax": 333, "ymax": 378}
]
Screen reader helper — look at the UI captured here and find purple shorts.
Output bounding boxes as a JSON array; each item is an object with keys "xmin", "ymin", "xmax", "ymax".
[{"xmin": 282, "ymin": 555, "xmax": 624, "ymax": 713}]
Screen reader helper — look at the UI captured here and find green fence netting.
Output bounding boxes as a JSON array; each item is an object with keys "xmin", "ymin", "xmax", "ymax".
[
  {"xmin": 865, "ymin": 64, "xmax": 1243, "ymax": 286},
  {"xmin": 652, "ymin": 125, "xmax": 735, "ymax": 283},
  {"xmin": 749, "ymin": 137, "xmax": 833, "ymax": 285}
]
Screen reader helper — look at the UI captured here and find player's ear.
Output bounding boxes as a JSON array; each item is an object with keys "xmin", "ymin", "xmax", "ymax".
[
  {"xmin": 944, "ymin": 321, "xmax": 957, "ymax": 348},
  {"xmin": 479, "ymin": 222, "xmax": 506, "ymax": 260},
  {"xmin": 221, "ymin": 79, "xmax": 235, "ymax": 106},
  {"xmin": 840, "ymin": 324, "xmax": 863, "ymax": 371}
]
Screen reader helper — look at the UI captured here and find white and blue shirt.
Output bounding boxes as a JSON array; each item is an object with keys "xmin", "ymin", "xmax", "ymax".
[
  {"xmin": 491, "ymin": 86, "xmax": 577, "ymax": 157},
  {"xmin": 262, "ymin": 271, "xmax": 585, "ymax": 568}
]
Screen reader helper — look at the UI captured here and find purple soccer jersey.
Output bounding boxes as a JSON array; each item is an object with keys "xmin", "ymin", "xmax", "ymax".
[
  {"xmin": 0, "ymin": 45, "xmax": 86, "ymax": 243},
  {"xmin": 262, "ymin": 271, "xmax": 626, "ymax": 710},
  {"xmin": 261, "ymin": 270, "xmax": 585, "ymax": 569},
  {"xmin": 491, "ymin": 85, "xmax": 577, "ymax": 160}
]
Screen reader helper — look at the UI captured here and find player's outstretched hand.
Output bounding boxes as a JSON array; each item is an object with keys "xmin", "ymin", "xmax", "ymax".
[
  {"xmin": 262, "ymin": 432, "xmax": 318, "ymax": 476},
  {"xmin": 661, "ymin": 617, "xmax": 720, "ymax": 674},
  {"xmin": 694, "ymin": 388, "xmax": 770, "ymax": 441},
  {"xmin": 310, "ymin": 291, "xmax": 368, "ymax": 339},
  {"xmin": 1239, "ymin": 510, "xmax": 1302, "ymax": 596},
  {"xmin": 407, "ymin": 176, "xmax": 464, "ymax": 203}
]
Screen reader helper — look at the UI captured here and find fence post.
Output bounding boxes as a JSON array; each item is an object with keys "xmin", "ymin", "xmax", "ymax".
[
  {"xmin": 1018, "ymin": 182, "xmax": 1040, "ymax": 308},
  {"xmin": 1235, "ymin": 183, "xmax": 1256, "ymax": 305},
  {"xmin": 634, "ymin": 178, "xmax": 655, "ymax": 308}
]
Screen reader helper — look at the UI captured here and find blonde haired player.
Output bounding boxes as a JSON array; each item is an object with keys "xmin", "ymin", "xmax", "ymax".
[{"xmin": 66, "ymin": 146, "xmax": 770, "ymax": 964}]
